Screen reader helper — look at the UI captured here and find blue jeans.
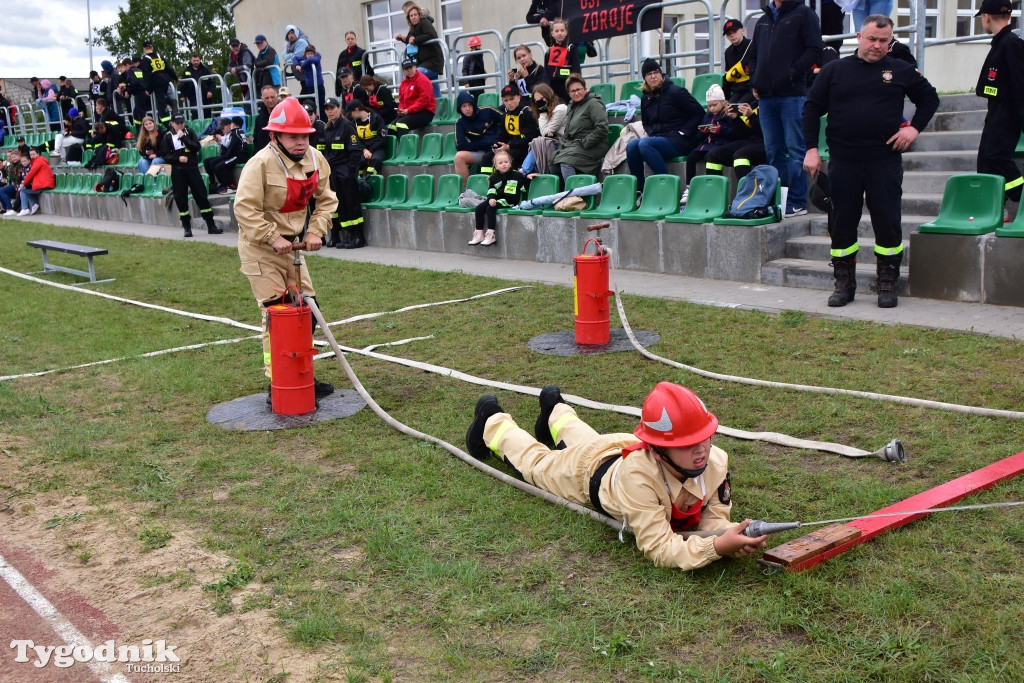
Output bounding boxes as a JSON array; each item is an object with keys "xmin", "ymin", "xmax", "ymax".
[
  {"xmin": 20, "ymin": 187, "xmax": 43, "ymax": 210},
  {"xmin": 138, "ymin": 157, "xmax": 164, "ymax": 173},
  {"xmin": 625, "ymin": 136, "xmax": 680, "ymax": 189},
  {"xmin": 0, "ymin": 184, "xmax": 16, "ymax": 210},
  {"xmin": 759, "ymin": 95, "xmax": 808, "ymax": 210},
  {"xmin": 852, "ymin": 0, "xmax": 894, "ymax": 29},
  {"xmin": 418, "ymin": 67, "xmax": 442, "ymax": 98},
  {"xmin": 521, "ymin": 149, "xmax": 537, "ymax": 174}
]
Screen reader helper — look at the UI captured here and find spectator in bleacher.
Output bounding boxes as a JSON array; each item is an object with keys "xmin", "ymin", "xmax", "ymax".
[
  {"xmin": 181, "ymin": 54, "xmax": 216, "ymax": 118},
  {"xmin": 520, "ymin": 82, "xmax": 566, "ymax": 176},
  {"xmin": 321, "ymin": 97, "xmax": 366, "ymax": 249},
  {"xmin": 57, "ymin": 77, "xmax": 79, "ymax": 120},
  {"xmin": 551, "ymin": 75, "xmax": 609, "ymax": 180},
  {"xmin": 93, "ymin": 98, "xmax": 125, "ymax": 147},
  {"xmin": 337, "ymin": 31, "xmax": 374, "ymax": 85},
  {"xmin": 32, "ymin": 78, "xmax": 62, "ymax": 133},
  {"xmin": 135, "ymin": 116, "xmax": 165, "ymax": 173},
  {"xmin": 14, "ymin": 147, "xmax": 55, "ymax": 216},
  {"xmin": 158, "ymin": 113, "xmax": 223, "ymax": 237},
  {"xmin": 747, "ymin": 0, "xmax": 823, "ymax": 218},
  {"xmin": 542, "ymin": 19, "xmax": 580, "ymax": 104},
  {"xmin": 0, "ymin": 118, "xmax": 5, "ymax": 147},
  {"xmin": 83, "ymin": 122, "xmax": 119, "ymax": 170},
  {"xmin": 336, "ymin": 68, "xmax": 360, "ymax": 107},
  {"xmin": 140, "ymin": 40, "xmax": 179, "ymax": 124},
  {"xmin": 849, "ymin": 0, "xmax": 893, "ymax": 29},
  {"xmin": 722, "ymin": 19, "xmax": 756, "ymax": 106},
  {"xmin": 459, "ymin": 36, "xmax": 487, "ymax": 101},
  {"xmin": 394, "ymin": 2, "xmax": 444, "ymax": 98},
  {"xmin": 682, "ymin": 85, "xmax": 738, "ymax": 204},
  {"xmin": 454, "ymin": 90, "xmax": 503, "ymax": 183},
  {"xmin": 495, "ymin": 84, "xmax": 540, "ymax": 171},
  {"xmin": 227, "ymin": 38, "xmax": 256, "ymax": 115},
  {"xmin": 99, "ymin": 60, "xmax": 118, "ymax": 104},
  {"xmin": 625, "ymin": 59, "xmax": 703, "ymax": 193},
  {"xmin": 295, "ymin": 44, "xmax": 326, "ymax": 118},
  {"xmin": 253, "ymin": 85, "xmax": 280, "ymax": 153},
  {"xmin": 282, "ymin": 25, "xmax": 310, "ymax": 75},
  {"xmin": 0, "ymin": 150, "xmax": 25, "ymax": 215},
  {"xmin": 347, "ymin": 99, "xmax": 388, "ymax": 176},
  {"xmin": 119, "ymin": 58, "xmax": 148, "ymax": 126},
  {"xmin": 358, "ymin": 74, "xmax": 396, "ymax": 124},
  {"xmin": 15, "ymin": 136, "xmax": 31, "ymax": 158},
  {"xmin": 205, "ymin": 116, "xmax": 247, "ymax": 194},
  {"xmin": 526, "ymin": 0, "xmax": 556, "ymax": 45},
  {"xmin": 88, "ymin": 70, "xmax": 103, "ymax": 104},
  {"xmin": 819, "ymin": 0, "xmax": 846, "ymax": 51},
  {"xmin": 52, "ymin": 107, "xmax": 89, "ymax": 164},
  {"xmin": 703, "ymin": 101, "xmax": 766, "ymax": 184},
  {"xmin": 304, "ymin": 102, "xmax": 326, "ymax": 152},
  {"xmin": 468, "ymin": 149, "xmax": 529, "ymax": 247},
  {"xmin": 252, "ymin": 35, "xmax": 282, "ymax": 96},
  {"xmin": 507, "ymin": 45, "xmax": 548, "ymax": 98},
  {"xmin": 390, "ymin": 57, "xmax": 436, "ymax": 139}
]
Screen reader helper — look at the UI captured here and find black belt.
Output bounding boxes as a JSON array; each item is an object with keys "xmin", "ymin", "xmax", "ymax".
[{"xmin": 588, "ymin": 455, "xmax": 620, "ymax": 518}]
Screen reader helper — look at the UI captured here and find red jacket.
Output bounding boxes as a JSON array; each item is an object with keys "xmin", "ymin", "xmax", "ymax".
[
  {"xmin": 398, "ymin": 71, "xmax": 436, "ymax": 115},
  {"xmin": 23, "ymin": 156, "xmax": 56, "ymax": 191}
]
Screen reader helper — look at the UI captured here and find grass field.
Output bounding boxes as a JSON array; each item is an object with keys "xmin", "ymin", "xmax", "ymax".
[{"xmin": 2, "ymin": 222, "xmax": 1023, "ymax": 681}]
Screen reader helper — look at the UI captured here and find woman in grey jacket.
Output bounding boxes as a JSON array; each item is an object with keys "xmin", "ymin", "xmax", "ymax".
[
  {"xmin": 550, "ymin": 74, "xmax": 609, "ymax": 179},
  {"xmin": 394, "ymin": 2, "xmax": 444, "ymax": 97}
]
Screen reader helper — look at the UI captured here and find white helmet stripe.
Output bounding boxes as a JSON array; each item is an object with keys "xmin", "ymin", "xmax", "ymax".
[{"xmin": 642, "ymin": 407, "xmax": 673, "ymax": 432}]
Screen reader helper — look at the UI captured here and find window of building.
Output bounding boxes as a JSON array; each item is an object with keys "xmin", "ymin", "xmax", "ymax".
[
  {"xmin": 895, "ymin": 0, "xmax": 940, "ymax": 39},
  {"xmin": 365, "ymin": 0, "xmax": 408, "ymax": 83},
  {"xmin": 439, "ymin": 0, "xmax": 463, "ymax": 46},
  {"xmin": 953, "ymin": 0, "xmax": 1019, "ymax": 37}
]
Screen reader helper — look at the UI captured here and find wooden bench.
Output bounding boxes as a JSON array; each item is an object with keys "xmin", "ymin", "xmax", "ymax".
[{"xmin": 26, "ymin": 240, "xmax": 114, "ymax": 286}]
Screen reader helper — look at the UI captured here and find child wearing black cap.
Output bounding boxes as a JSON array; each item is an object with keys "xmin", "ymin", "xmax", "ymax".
[
  {"xmin": 493, "ymin": 84, "xmax": 541, "ymax": 170},
  {"xmin": 722, "ymin": 19, "xmax": 756, "ymax": 106}
]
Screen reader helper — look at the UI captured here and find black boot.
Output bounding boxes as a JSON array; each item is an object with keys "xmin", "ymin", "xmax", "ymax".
[
  {"xmin": 466, "ymin": 395, "xmax": 502, "ymax": 460},
  {"xmin": 349, "ymin": 224, "xmax": 366, "ymax": 249},
  {"xmin": 827, "ymin": 255, "xmax": 856, "ymax": 307},
  {"xmin": 205, "ymin": 217, "xmax": 223, "ymax": 234},
  {"xmin": 534, "ymin": 385, "xmax": 566, "ymax": 448},
  {"xmin": 328, "ymin": 227, "xmax": 342, "ymax": 248},
  {"xmin": 180, "ymin": 215, "xmax": 193, "ymax": 238},
  {"xmin": 876, "ymin": 254, "xmax": 902, "ymax": 308}
]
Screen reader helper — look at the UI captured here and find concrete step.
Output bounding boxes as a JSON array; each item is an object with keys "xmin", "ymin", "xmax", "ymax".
[
  {"xmin": 932, "ymin": 93, "xmax": 985, "ymax": 113},
  {"xmin": 901, "ymin": 171, "xmax": 957, "ymax": 194},
  {"xmin": 785, "ymin": 235, "xmax": 909, "ymax": 264},
  {"xmin": 911, "ymin": 130, "xmax": 981, "ymax": 152},
  {"xmin": 762, "ymin": 257, "xmax": 909, "ymax": 295},
  {"xmin": 803, "ymin": 214, "xmax": 933, "ymax": 237},
  {"xmin": 902, "ymin": 150, "xmax": 977, "ymax": 172},
  {"xmin": 902, "ymin": 193, "xmax": 944, "ymax": 217},
  {"xmin": 928, "ymin": 109, "xmax": 986, "ymax": 132}
]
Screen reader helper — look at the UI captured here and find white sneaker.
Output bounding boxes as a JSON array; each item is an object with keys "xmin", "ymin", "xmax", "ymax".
[
  {"xmin": 785, "ymin": 206, "xmax": 808, "ymax": 218},
  {"xmin": 680, "ymin": 188, "xmax": 689, "ymax": 206},
  {"xmin": 29, "ymin": 204, "xmax": 39, "ymax": 215},
  {"xmin": 468, "ymin": 229, "xmax": 484, "ymax": 245},
  {"xmin": 17, "ymin": 209, "xmax": 31, "ymax": 216},
  {"xmin": 481, "ymin": 230, "xmax": 496, "ymax": 246}
]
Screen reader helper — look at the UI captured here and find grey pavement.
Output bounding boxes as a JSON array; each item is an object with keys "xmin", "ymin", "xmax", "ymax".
[{"xmin": 7, "ymin": 213, "xmax": 1023, "ymax": 341}]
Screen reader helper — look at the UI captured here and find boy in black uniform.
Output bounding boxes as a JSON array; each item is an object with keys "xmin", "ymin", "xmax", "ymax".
[
  {"xmin": 722, "ymin": 19, "xmax": 756, "ymax": 106},
  {"xmin": 975, "ymin": 0, "xmax": 1024, "ymax": 220},
  {"xmin": 493, "ymin": 84, "xmax": 540, "ymax": 170},
  {"xmin": 119, "ymin": 58, "xmax": 147, "ymax": 126},
  {"xmin": 157, "ymin": 114, "xmax": 223, "ymax": 237},
  {"xmin": 347, "ymin": 99, "xmax": 388, "ymax": 176},
  {"xmin": 140, "ymin": 40, "xmax": 179, "ymax": 124},
  {"xmin": 802, "ymin": 14, "xmax": 938, "ymax": 309},
  {"xmin": 321, "ymin": 97, "xmax": 366, "ymax": 249},
  {"xmin": 205, "ymin": 116, "xmax": 247, "ymax": 194}
]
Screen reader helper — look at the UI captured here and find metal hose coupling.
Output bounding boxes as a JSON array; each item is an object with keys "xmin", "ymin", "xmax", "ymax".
[
  {"xmin": 744, "ymin": 520, "xmax": 802, "ymax": 537},
  {"xmin": 872, "ymin": 439, "xmax": 907, "ymax": 464}
]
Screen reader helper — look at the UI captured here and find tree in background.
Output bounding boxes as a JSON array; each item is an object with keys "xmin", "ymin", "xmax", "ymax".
[{"xmin": 93, "ymin": 0, "xmax": 234, "ymax": 75}]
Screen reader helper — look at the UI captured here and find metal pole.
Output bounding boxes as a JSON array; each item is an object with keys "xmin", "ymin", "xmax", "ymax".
[{"xmin": 87, "ymin": 0, "xmax": 94, "ymax": 73}]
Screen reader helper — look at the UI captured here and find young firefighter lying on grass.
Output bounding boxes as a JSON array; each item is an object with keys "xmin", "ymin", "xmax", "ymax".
[{"xmin": 466, "ymin": 382, "xmax": 768, "ymax": 570}]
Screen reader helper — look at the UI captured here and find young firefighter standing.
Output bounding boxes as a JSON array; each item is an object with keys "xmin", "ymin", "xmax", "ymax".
[
  {"xmin": 321, "ymin": 97, "xmax": 366, "ymax": 249},
  {"xmin": 974, "ymin": 0, "xmax": 1024, "ymax": 221},
  {"xmin": 465, "ymin": 383, "xmax": 768, "ymax": 570},
  {"xmin": 157, "ymin": 114, "xmax": 223, "ymax": 237},
  {"xmin": 233, "ymin": 97, "xmax": 339, "ymax": 399}
]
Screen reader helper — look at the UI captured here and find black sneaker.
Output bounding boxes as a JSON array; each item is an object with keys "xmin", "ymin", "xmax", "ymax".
[
  {"xmin": 534, "ymin": 385, "xmax": 565, "ymax": 448},
  {"xmin": 313, "ymin": 379, "xmax": 335, "ymax": 398},
  {"xmin": 466, "ymin": 395, "xmax": 502, "ymax": 460}
]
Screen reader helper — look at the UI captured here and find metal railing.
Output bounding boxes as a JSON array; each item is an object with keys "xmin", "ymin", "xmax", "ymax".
[{"xmin": 449, "ymin": 30, "xmax": 506, "ymax": 97}]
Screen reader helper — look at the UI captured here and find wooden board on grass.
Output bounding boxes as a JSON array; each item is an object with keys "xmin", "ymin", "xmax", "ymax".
[{"xmin": 762, "ymin": 524, "xmax": 862, "ymax": 567}]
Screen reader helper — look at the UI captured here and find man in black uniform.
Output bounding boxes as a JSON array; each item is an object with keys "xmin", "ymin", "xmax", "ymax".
[
  {"xmin": 119, "ymin": 58, "xmax": 147, "ymax": 126},
  {"xmin": 140, "ymin": 40, "xmax": 179, "ymax": 124},
  {"xmin": 336, "ymin": 31, "xmax": 374, "ymax": 83},
  {"xmin": 975, "ymin": 0, "xmax": 1024, "ymax": 221},
  {"xmin": 321, "ymin": 97, "xmax": 366, "ymax": 249},
  {"xmin": 802, "ymin": 14, "xmax": 938, "ymax": 309},
  {"xmin": 157, "ymin": 114, "xmax": 223, "ymax": 238},
  {"xmin": 181, "ymin": 55, "xmax": 215, "ymax": 118}
]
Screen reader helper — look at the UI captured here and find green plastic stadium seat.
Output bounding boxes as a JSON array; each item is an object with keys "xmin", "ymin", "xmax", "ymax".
[
  {"xmin": 502, "ymin": 174, "xmax": 560, "ymax": 215},
  {"xmin": 414, "ymin": 133, "xmax": 444, "ymax": 164},
  {"xmin": 363, "ymin": 174, "xmax": 385, "ymax": 203},
  {"xmin": 1014, "ymin": 132, "xmax": 1024, "ymax": 158},
  {"xmin": 53, "ymin": 174, "xmax": 68, "ymax": 193},
  {"xmin": 691, "ymin": 73, "xmax": 724, "ymax": 107},
  {"xmin": 590, "ymin": 82, "xmax": 615, "ymax": 104},
  {"xmin": 541, "ymin": 174, "xmax": 598, "ymax": 217},
  {"xmin": 363, "ymin": 173, "xmax": 408, "ymax": 209},
  {"xmin": 665, "ymin": 175, "xmax": 730, "ymax": 223},
  {"xmin": 383, "ymin": 133, "xmax": 419, "ymax": 166},
  {"xmin": 670, "ymin": 76, "xmax": 686, "ymax": 89},
  {"xmin": 390, "ymin": 173, "xmax": 435, "ymax": 210},
  {"xmin": 713, "ymin": 183, "xmax": 782, "ymax": 226},
  {"xmin": 477, "ymin": 92, "xmax": 499, "ymax": 109},
  {"xmin": 579, "ymin": 174, "xmax": 638, "ymax": 219},
  {"xmin": 630, "ymin": 174, "xmax": 680, "ymax": 220},
  {"xmin": 817, "ymin": 115, "xmax": 830, "ymax": 162},
  {"xmin": 608, "ymin": 80, "xmax": 643, "ymax": 114},
  {"xmin": 445, "ymin": 174, "xmax": 489, "ymax": 213},
  {"xmin": 919, "ymin": 174, "xmax": 1003, "ymax": 236},
  {"xmin": 607, "ymin": 123, "xmax": 624, "ymax": 146},
  {"xmin": 419, "ymin": 174, "xmax": 463, "ymax": 211},
  {"xmin": 433, "ymin": 97, "xmax": 458, "ymax": 125},
  {"xmin": 427, "ymin": 132, "xmax": 457, "ymax": 166}
]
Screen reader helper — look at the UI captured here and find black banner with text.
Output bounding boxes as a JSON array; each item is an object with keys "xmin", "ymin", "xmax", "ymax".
[{"xmin": 561, "ymin": 0, "xmax": 663, "ymax": 43}]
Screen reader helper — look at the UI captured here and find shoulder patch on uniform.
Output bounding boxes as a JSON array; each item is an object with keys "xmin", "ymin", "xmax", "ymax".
[{"xmin": 718, "ymin": 473, "xmax": 731, "ymax": 505}]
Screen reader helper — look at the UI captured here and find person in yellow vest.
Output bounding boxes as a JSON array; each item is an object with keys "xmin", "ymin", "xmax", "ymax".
[{"xmin": 234, "ymin": 97, "xmax": 339, "ymax": 400}]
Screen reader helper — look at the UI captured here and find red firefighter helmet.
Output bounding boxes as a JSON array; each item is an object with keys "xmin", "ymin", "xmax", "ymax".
[
  {"xmin": 634, "ymin": 382, "xmax": 718, "ymax": 448},
  {"xmin": 263, "ymin": 96, "xmax": 316, "ymax": 134},
  {"xmin": 468, "ymin": 36, "xmax": 482, "ymax": 48}
]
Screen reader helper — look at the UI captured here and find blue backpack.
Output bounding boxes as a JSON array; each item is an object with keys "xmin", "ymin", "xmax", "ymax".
[{"xmin": 724, "ymin": 164, "xmax": 780, "ymax": 220}]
